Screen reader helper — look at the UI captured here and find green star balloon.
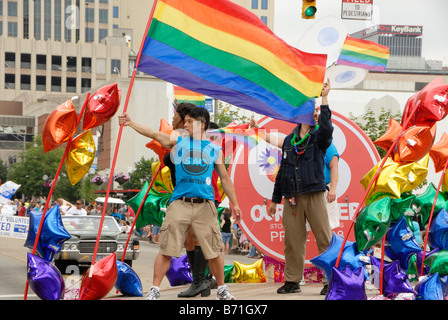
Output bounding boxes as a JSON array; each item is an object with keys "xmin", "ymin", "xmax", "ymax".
[
  {"xmin": 127, "ymin": 181, "xmax": 172, "ymax": 229},
  {"xmin": 413, "ymin": 183, "xmax": 447, "ymax": 228},
  {"xmin": 355, "ymin": 196, "xmax": 392, "ymax": 251},
  {"xmin": 424, "ymin": 250, "xmax": 448, "ymax": 276},
  {"xmin": 390, "ymin": 195, "xmax": 416, "ymax": 228}
]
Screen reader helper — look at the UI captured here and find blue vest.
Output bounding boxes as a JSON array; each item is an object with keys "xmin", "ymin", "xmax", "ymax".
[{"xmin": 170, "ymin": 136, "xmax": 221, "ymax": 202}]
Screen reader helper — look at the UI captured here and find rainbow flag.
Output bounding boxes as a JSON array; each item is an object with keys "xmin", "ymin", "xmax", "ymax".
[
  {"xmin": 173, "ymin": 85, "xmax": 206, "ymax": 107},
  {"xmin": 137, "ymin": 0, "xmax": 327, "ymax": 125},
  {"xmin": 207, "ymin": 123, "xmax": 265, "ymax": 149},
  {"xmin": 337, "ymin": 36, "xmax": 390, "ymax": 72}
]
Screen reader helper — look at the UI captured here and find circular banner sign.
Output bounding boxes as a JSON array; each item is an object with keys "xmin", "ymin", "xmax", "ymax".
[{"xmin": 229, "ymin": 112, "xmax": 380, "ymax": 263}]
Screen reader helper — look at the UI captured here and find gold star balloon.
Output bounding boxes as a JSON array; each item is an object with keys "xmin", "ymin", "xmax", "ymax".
[
  {"xmin": 429, "ymin": 132, "xmax": 448, "ymax": 173},
  {"xmin": 65, "ymin": 130, "xmax": 96, "ymax": 185},
  {"xmin": 151, "ymin": 161, "xmax": 174, "ymax": 193},
  {"xmin": 232, "ymin": 259, "xmax": 266, "ymax": 283},
  {"xmin": 400, "ymin": 153, "xmax": 429, "ymax": 193},
  {"xmin": 361, "ymin": 157, "xmax": 409, "ymax": 204}
]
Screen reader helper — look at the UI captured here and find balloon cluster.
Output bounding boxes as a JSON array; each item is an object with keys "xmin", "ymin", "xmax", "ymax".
[{"xmin": 311, "ymin": 78, "xmax": 448, "ymax": 300}]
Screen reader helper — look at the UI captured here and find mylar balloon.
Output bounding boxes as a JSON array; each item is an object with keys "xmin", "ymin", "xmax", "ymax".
[
  {"xmin": 400, "ymin": 154, "xmax": 429, "ymax": 193},
  {"xmin": 166, "ymin": 254, "xmax": 193, "ymax": 286},
  {"xmin": 83, "ymin": 83, "xmax": 121, "ymax": 130},
  {"xmin": 401, "ymin": 92, "xmax": 419, "ymax": 129},
  {"xmin": 415, "ymin": 272, "xmax": 444, "ymax": 300},
  {"xmin": 24, "ymin": 206, "xmax": 71, "ymax": 262},
  {"xmin": 66, "ymin": 130, "xmax": 96, "ymax": 185},
  {"xmin": 429, "ymin": 132, "xmax": 448, "ymax": 173},
  {"xmin": 413, "ymin": 183, "xmax": 447, "ymax": 228},
  {"xmin": 374, "ymin": 118, "xmax": 402, "ymax": 152},
  {"xmin": 393, "ymin": 124, "xmax": 436, "ymax": 163},
  {"xmin": 151, "ymin": 161, "xmax": 174, "ymax": 193},
  {"xmin": 27, "ymin": 253, "xmax": 65, "ymax": 300},
  {"xmin": 385, "ymin": 217, "xmax": 422, "ymax": 260},
  {"xmin": 430, "ymin": 207, "xmax": 448, "ymax": 250},
  {"xmin": 115, "ymin": 260, "xmax": 143, "ymax": 296},
  {"xmin": 127, "ymin": 181, "xmax": 171, "ymax": 229},
  {"xmin": 424, "ymin": 250, "xmax": 448, "ymax": 276},
  {"xmin": 413, "ymin": 77, "xmax": 448, "ymax": 127},
  {"xmin": 361, "ymin": 157, "xmax": 408, "ymax": 204},
  {"xmin": 325, "ymin": 266, "xmax": 367, "ymax": 300},
  {"xmin": 370, "ymin": 257, "xmax": 415, "ymax": 298},
  {"xmin": 146, "ymin": 119, "xmax": 173, "ymax": 168},
  {"xmin": 232, "ymin": 259, "xmax": 266, "ymax": 283},
  {"xmin": 311, "ymin": 232, "xmax": 367, "ymax": 280},
  {"xmin": 79, "ymin": 253, "xmax": 118, "ymax": 300},
  {"xmin": 389, "ymin": 195, "xmax": 415, "ymax": 224},
  {"xmin": 42, "ymin": 99, "xmax": 78, "ymax": 153},
  {"xmin": 355, "ymin": 197, "xmax": 392, "ymax": 251}
]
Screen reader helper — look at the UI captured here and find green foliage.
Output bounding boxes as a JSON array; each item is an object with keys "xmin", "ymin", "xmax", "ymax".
[
  {"xmin": 211, "ymin": 101, "xmax": 250, "ymax": 127},
  {"xmin": 121, "ymin": 157, "xmax": 155, "ymax": 191},
  {"xmin": 349, "ymin": 107, "xmax": 402, "ymax": 158}
]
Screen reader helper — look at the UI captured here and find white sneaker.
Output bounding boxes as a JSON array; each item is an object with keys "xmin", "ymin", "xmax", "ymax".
[
  {"xmin": 216, "ymin": 285, "xmax": 235, "ymax": 300},
  {"xmin": 146, "ymin": 286, "xmax": 160, "ymax": 300}
]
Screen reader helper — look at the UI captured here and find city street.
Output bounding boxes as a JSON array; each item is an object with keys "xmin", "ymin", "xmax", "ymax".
[{"xmin": 0, "ymin": 236, "xmax": 378, "ymax": 301}]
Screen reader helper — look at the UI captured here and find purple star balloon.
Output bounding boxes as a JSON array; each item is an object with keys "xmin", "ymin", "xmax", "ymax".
[
  {"xmin": 27, "ymin": 253, "xmax": 65, "ymax": 300},
  {"xmin": 166, "ymin": 254, "xmax": 193, "ymax": 286},
  {"xmin": 370, "ymin": 257, "xmax": 415, "ymax": 298},
  {"xmin": 325, "ymin": 266, "xmax": 367, "ymax": 300}
]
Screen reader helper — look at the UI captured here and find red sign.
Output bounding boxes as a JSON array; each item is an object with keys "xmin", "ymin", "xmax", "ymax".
[{"xmin": 229, "ymin": 112, "xmax": 380, "ymax": 263}]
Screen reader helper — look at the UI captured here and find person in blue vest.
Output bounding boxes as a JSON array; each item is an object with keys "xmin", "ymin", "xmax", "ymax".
[{"xmin": 119, "ymin": 106, "xmax": 241, "ymax": 300}]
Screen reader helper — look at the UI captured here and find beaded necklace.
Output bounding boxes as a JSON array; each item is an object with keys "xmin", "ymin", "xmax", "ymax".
[{"xmin": 290, "ymin": 125, "xmax": 319, "ymax": 155}]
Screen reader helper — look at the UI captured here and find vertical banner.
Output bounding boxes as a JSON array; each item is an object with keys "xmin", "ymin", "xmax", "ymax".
[{"xmin": 229, "ymin": 112, "xmax": 380, "ymax": 264}]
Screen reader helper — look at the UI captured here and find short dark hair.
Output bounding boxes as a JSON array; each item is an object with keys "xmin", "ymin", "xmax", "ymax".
[
  {"xmin": 176, "ymin": 102, "xmax": 196, "ymax": 121},
  {"xmin": 185, "ymin": 106, "xmax": 210, "ymax": 130},
  {"xmin": 209, "ymin": 121, "xmax": 219, "ymax": 129}
]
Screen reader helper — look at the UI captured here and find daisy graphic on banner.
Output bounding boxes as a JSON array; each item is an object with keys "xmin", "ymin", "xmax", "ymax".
[
  {"xmin": 137, "ymin": 0, "xmax": 327, "ymax": 125},
  {"xmin": 0, "ymin": 181, "xmax": 21, "ymax": 204}
]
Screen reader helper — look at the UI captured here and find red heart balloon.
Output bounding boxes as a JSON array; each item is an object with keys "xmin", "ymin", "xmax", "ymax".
[
  {"xmin": 429, "ymin": 132, "xmax": 448, "ymax": 173},
  {"xmin": 83, "ymin": 83, "xmax": 121, "ymax": 130},
  {"xmin": 394, "ymin": 124, "xmax": 436, "ymax": 163},
  {"xmin": 146, "ymin": 118, "xmax": 173, "ymax": 167},
  {"xmin": 42, "ymin": 100, "xmax": 78, "ymax": 153},
  {"xmin": 78, "ymin": 253, "xmax": 118, "ymax": 300},
  {"xmin": 374, "ymin": 118, "xmax": 402, "ymax": 152}
]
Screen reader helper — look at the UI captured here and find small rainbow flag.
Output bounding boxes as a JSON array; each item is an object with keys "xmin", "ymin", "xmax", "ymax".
[
  {"xmin": 337, "ymin": 36, "xmax": 390, "ymax": 72},
  {"xmin": 207, "ymin": 123, "xmax": 265, "ymax": 149},
  {"xmin": 173, "ymin": 85, "xmax": 206, "ymax": 107},
  {"xmin": 137, "ymin": 0, "xmax": 327, "ymax": 125}
]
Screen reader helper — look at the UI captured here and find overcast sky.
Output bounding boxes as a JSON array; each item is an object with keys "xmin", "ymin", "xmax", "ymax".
[{"xmin": 274, "ymin": 0, "xmax": 448, "ymax": 65}]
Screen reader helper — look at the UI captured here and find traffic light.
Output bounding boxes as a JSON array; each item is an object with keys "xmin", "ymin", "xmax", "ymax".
[{"xmin": 302, "ymin": 0, "xmax": 317, "ymax": 19}]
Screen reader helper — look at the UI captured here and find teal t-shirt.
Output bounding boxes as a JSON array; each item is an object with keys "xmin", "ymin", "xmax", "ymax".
[
  {"xmin": 170, "ymin": 136, "xmax": 221, "ymax": 203},
  {"xmin": 324, "ymin": 143, "xmax": 339, "ymax": 185}
]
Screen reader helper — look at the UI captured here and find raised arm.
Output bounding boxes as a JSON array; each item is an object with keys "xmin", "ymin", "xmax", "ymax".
[
  {"xmin": 249, "ymin": 118, "xmax": 284, "ymax": 149},
  {"xmin": 119, "ymin": 113, "xmax": 176, "ymax": 149}
]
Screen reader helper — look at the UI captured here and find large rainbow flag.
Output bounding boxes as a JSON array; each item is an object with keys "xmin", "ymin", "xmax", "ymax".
[
  {"xmin": 173, "ymin": 85, "xmax": 206, "ymax": 108},
  {"xmin": 137, "ymin": 0, "xmax": 327, "ymax": 125},
  {"xmin": 337, "ymin": 36, "xmax": 390, "ymax": 72}
]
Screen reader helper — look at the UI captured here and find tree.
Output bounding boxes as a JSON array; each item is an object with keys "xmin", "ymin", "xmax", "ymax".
[
  {"xmin": 349, "ymin": 107, "xmax": 402, "ymax": 158},
  {"xmin": 121, "ymin": 157, "xmax": 155, "ymax": 191},
  {"xmin": 211, "ymin": 101, "xmax": 250, "ymax": 127}
]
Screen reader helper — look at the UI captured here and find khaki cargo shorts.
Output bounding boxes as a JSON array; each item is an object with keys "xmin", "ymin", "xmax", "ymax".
[{"xmin": 158, "ymin": 199, "xmax": 222, "ymax": 260}]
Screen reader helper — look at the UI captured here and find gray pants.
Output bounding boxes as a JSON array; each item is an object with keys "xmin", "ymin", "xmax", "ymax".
[{"xmin": 282, "ymin": 191, "xmax": 332, "ymax": 282}]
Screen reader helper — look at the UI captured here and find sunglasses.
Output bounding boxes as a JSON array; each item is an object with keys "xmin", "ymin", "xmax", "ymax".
[{"xmin": 76, "ymin": 202, "xmax": 82, "ymax": 205}]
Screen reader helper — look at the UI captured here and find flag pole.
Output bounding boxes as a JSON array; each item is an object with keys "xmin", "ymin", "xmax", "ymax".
[
  {"xmin": 24, "ymin": 93, "xmax": 90, "ymax": 300},
  {"xmin": 90, "ymin": 0, "xmax": 159, "ymax": 276}
]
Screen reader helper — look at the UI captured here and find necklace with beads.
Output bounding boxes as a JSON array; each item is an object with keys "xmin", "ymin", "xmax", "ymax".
[{"xmin": 290, "ymin": 125, "xmax": 319, "ymax": 155}]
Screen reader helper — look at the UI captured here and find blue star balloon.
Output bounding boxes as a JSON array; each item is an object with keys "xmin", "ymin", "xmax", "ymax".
[
  {"xmin": 415, "ymin": 272, "xmax": 444, "ymax": 300},
  {"xmin": 311, "ymin": 232, "xmax": 368, "ymax": 280},
  {"xmin": 325, "ymin": 266, "xmax": 367, "ymax": 300},
  {"xmin": 166, "ymin": 254, "xmax": 193, "ymax": 286},
  {"xmin": 27, "ymin": 252, "xmax": 65, "ymax": 300},
  {"xmin": 24, "ymin": 205, "xmax": 71, "ymax": 261},
  {"xmin": 430, "ymin": 207, "xmax": 448, "ymax": 249},
  {"xmin": 385, "ymin": 217, "xmax": 422, "ymax": 260},
  {"xmin": 115, "ymin": 260, "xmax": 143, "ymax": 297},
  {"xmin": 370, "ymin": 256, "xmax": 415, "ymax": 298}
]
